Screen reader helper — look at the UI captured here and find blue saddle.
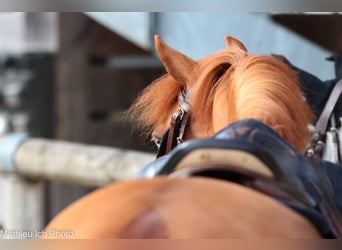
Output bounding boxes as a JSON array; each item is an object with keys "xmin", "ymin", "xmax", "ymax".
[{"xmin": 138, "ymin": 118, "xmax": 342, "ymax": 238}]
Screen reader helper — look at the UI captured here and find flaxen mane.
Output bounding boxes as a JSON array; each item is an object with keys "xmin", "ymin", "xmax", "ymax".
[{"xmin": 128, "ymin": 36, "xmax": 314, "ymax": 153}]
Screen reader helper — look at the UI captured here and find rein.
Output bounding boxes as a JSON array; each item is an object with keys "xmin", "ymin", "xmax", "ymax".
[{"xmin": 156, "ymin": 89, "xmax": 191, "ymax": 158}]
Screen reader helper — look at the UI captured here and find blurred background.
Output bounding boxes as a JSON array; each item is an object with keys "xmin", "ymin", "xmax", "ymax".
[{"xmin": 0, "ymin": 12, "xmax": 340, "ymax": 237}]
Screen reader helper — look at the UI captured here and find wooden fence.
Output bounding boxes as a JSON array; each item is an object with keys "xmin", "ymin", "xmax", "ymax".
[{"xmin": 0, "ymin": 133, "xmax": 155, "ymax": 238}]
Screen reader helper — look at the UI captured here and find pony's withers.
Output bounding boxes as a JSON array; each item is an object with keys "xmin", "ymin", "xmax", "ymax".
[{"xmin": 128, "ymin": 35, "xmax": 314, "ymax": 153}]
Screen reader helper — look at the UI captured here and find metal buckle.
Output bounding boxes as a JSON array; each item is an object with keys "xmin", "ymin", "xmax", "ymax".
[{"xmin": 174, "ymin": 107, "xmax": 185, "ymax": 121}]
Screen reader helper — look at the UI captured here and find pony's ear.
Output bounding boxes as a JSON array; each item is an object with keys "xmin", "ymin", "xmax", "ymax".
[
  {"xmin": 225, "ymin": 36, "xmax": 248, "ymax": 52},
  {"xmin": 154, "ymin": 35, "xmax": 198, "ymax": 89}
]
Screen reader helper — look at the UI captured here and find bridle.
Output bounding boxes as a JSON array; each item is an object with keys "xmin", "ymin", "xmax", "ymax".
[{"xmin": 156, "ymin": 89, "xmax": 191, "ymax": 158}]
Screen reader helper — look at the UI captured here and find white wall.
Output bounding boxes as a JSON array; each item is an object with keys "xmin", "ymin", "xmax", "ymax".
[
  {"xmin": 0, "ymin": 12, "xmax": 58, "ymax": 55},
  {"xmin": 86, "ymin": 12, "xmax": 334, "ymax": 80},
  {"xmin": 155, "ymin": 13, "xmax": 334, "ymax": 81}
]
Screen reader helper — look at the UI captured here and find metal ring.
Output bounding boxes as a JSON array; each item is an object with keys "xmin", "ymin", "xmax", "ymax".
[
  {"xmin": 176, "ymin": 108, "xmax": 185, "ymax": 120},
  {"xmin": 176, "ymin": 136, "xmax": 183, "ymax": 144}
]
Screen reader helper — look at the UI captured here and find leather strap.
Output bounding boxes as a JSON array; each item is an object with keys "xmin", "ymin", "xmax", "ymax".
[
  {"xmin": 306, "ymin": 79, "xmax": 342, "ymax": 159},
  {"xmin": 163, "ymin": 90, "xmax": 191, "ymax": 156},
  {"xmin": 315, "ymin": 79, "xmax": 342, "ymax": 134},
  {"xmin": 330, "ymin": 115, "xmax": 341, "ymax": 163},
  {"xmin": 166, "ymin": 107, "xmax": 188, "ymax": 153}
]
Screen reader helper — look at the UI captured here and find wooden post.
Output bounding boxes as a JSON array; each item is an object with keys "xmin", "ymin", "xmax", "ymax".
[
  {"xmin": 3, "ymin": 175, "xmax": 44, "ymax": 239},
  {"xmin": 14, "ymin": 138, "xmax": 155, "ymax": 187}
]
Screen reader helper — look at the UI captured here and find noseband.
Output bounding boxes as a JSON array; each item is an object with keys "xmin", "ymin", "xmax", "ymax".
[{"xmin": 156, "ymin": 89, "xmax": 190, "ymax": 158}]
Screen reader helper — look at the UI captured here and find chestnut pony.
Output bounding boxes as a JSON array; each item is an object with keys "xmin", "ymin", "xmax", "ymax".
[{"xmin": 43, "ymin": 36, "xmax": 319, "ymax": 238}]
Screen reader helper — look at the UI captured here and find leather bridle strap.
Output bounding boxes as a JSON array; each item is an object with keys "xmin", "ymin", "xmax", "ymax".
[
  {"xmin": 307, "ymin": 79, "xmax": 342, "ymax": 159},
  {"xmin": 165, "ymin": 91, "xmax": 190, "ymax": 154},
  {"xmin": 156, "ymin": 90, "xmax": 190, "ymax": 158},
  {"xmin": 315, "ymin": 79, "xmax": 342, "ymax": 134}
]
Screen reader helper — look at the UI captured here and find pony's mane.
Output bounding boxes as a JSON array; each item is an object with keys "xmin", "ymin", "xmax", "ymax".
[
  {"xmin": 128, "ymin": 48, "xmax": 314, "ymax": 152},
  {"xmin": 222, "ymin": 55, "xmax": 314, "ymax": 151},
  {"xmin": 187, "ymin": 49, "xmax": 247, "ymax": 135}
]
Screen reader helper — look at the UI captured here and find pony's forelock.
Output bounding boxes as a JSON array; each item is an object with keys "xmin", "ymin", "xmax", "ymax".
[{"xmin": 127, "ymin": 74, "xmax": 182, "ymax": 138}]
